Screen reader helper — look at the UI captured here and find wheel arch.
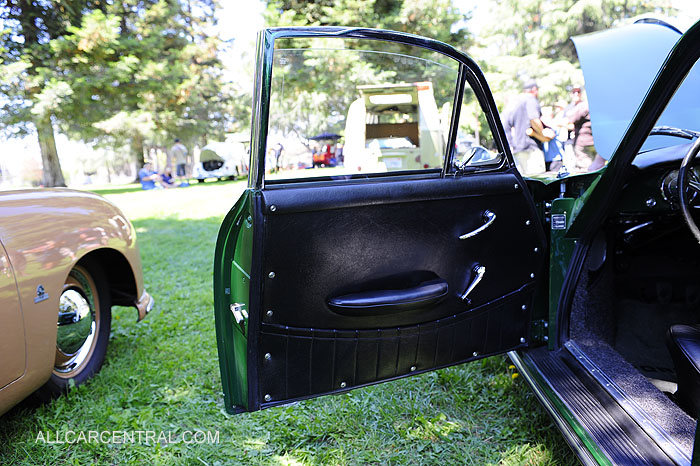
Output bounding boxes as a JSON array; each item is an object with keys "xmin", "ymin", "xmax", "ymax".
[{"xmin": 76, "ymin": 248, "xmax": 139, "ymax": 311}]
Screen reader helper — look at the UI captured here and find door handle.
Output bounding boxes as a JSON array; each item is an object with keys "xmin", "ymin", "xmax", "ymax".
[
  {"xmin": 459, "ymin": 210, "xmax": 496, "ymax": 239},
  {"xmin": 461, "ymin": 265, "xmax": 485, "ymax": 302}
]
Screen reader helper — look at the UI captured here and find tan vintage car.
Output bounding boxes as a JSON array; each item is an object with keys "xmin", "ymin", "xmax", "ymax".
[{"xmin": 0, "ymin": 188, "xmax": 153, "ymax": 416}]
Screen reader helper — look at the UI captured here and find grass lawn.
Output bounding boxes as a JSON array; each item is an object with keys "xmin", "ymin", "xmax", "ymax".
[{"xmin": 0, "ymin": 179, "xmax": 577, "ymax": 465}]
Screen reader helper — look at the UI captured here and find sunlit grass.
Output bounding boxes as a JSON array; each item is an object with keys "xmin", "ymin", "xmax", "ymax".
[{"xmin": 0, "ymin": 181, "xmax": 576, "ymax": 465}]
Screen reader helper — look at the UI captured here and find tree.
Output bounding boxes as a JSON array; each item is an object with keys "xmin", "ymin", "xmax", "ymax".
[
  {"xmin": 478, "ymin": 0, "xmax": 678, "ymax": 103},
  {"xmin": 0, "ymin": 1, "xmax": 102, "ymax": 186},
  {"xmin": 1, "ymin": 1, "xmax": 229, "ymax": 186},
  {"xmin": 265, "ymin": 0, "xmax": 471, "ymax": 48},
  {"xmin": 51, "ymin": 1, "xmax": 229, "ymax": 173}
]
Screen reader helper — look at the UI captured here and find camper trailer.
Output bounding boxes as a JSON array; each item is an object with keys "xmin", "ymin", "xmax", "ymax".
[{"xmin": 343, "ymin": 82, "xmax": 445, "ymax": 172}]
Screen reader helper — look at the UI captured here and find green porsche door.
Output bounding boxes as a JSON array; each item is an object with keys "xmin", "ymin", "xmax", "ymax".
[{"xmin": 214, "ymin": 27, "xmax": 547, "ymax": 414}]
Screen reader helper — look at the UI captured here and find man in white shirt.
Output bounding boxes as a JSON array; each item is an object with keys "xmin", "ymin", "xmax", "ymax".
[{"xmin": 171, "ymin": 138, "xmax": 188, "ymax": 180}]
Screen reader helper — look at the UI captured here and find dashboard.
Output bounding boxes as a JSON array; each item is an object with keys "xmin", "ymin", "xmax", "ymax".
[{"xmin": 616, "ymin": 141, "xmax": 696, "ymax": 214}]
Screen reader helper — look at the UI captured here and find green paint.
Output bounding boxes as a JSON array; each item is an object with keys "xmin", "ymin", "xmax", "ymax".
[
  {"xmin": 548, "ymin": 197, "xmax": 577, "ymax": 349},
  {"xmin": 516, "ymin": 351, "xmax": 614, "ymax": 466},
  {"xmin": 214, "ymin": 189, "xmax": 253, "ymax": 413}
]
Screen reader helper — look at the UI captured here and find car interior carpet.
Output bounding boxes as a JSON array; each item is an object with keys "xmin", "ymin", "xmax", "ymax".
[{"xmin": 569, "ymin": 261, "xmax": 696, "ymax": 454}]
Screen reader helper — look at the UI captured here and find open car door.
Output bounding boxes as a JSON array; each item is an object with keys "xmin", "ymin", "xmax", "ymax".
[{"xmin": 214, "ymin": 27, "xmax": 547, "ymax": 414}]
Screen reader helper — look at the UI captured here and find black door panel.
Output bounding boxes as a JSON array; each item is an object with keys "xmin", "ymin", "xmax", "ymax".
[
  {"xmin": 249, "ymin": 170, "xmax": 546, "ymax": 408},
  {"xmin": 260, "ymin": 171, "xmax": 544, "ymax": 330}
]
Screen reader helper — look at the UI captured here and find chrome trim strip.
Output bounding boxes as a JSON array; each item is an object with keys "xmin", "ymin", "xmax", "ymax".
[
  {"xmin": 565, "ymin": 341, "xmax": 691, "ymax": 466},
  {"xmin": 232, "ymin": 260, "xmax": 251, "ymax": 280},
  {"xmin": 509, "ymin": 351, "xmax": 602, "ymax": 466}
]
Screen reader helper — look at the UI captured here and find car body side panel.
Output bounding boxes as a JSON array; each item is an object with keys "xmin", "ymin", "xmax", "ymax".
[
  {"xmin": 0, "ymin": 242, "xmax": 24, "ymax": 389},
  {"xmin": 0, "ymin": 188, "xmax": 145, "ymax": 416}
]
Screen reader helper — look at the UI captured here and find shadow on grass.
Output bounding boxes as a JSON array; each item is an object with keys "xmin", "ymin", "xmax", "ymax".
[{"xmin": 85, "ymin": 177, "xmax": 245, "ymax": 196}]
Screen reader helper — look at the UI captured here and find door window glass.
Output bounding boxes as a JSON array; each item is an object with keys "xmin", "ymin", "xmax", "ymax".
[
  {"xmin": 454, "ymin": 87, "xmax": 501, "ymax": 169},
  {"xmin": 265, "ymin": 37, "xmax": 459, "ymax": 182}
]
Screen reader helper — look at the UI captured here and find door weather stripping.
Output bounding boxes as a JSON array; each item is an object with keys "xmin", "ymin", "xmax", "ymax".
[
  {"xmin": 461, "ymin": 265, "xmax": 485, "ymax": 302},
  {"xmin": 460, "ymin": 210, "xmax": 496, "ymax": 239}
]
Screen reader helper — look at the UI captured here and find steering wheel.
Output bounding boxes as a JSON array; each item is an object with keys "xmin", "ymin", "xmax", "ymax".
[{"xmin": 678, "ymin": 137, "xmax": 700, "ymax": 242}]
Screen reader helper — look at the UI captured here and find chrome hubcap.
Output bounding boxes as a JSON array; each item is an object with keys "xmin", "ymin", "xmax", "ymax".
[{"xmin": 55, "ymin": 286, "xmax": 96, "ymax": 373}]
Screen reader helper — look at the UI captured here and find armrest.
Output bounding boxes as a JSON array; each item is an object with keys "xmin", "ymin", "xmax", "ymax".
[{"xmin": 327, "ymin": 278, "xmax": 448, "ymax": 316}]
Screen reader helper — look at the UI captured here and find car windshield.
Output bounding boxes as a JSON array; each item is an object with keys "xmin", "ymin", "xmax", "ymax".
[{"xmin": 639, "ymin": 58, "xmax": 700, "ymax": 153}]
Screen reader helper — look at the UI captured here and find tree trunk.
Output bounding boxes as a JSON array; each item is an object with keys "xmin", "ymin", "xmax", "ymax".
[
  {"xmin": 105, "ymin": 158, "xmax": 112, "ymax": 184},
  {"xmin": 131, "ymin": 133, "xmax": 145, "ymax": 182},
  {"xmin": 35, "ymin": 114, "xmax": 66, "ymax": 187}
]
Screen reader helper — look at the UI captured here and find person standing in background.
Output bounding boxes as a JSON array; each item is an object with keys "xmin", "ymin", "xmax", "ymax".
[
  {"xmin": 568, "ymin": 86, "xmax": 605, "ymax": 171},
  {"xmin": 171, "ymin": 138, "xmax": 189, "ymax": 181},
  {"xmin": 502, "ymin": 79, "xmax": 552, "ymax": 175}
]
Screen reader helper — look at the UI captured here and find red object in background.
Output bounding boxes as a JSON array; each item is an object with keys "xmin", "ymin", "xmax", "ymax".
[{"xmin": 312, "ymin": 143, "xmax": 337, "ymax": 167}]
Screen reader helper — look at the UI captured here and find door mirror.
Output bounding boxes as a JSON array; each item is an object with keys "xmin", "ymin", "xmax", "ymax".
[{"xmin": 454, "ymin": 145, "xmax": 502, "ymax": 170}]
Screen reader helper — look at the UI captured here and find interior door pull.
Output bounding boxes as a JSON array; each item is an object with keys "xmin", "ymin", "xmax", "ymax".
[
  {"xmin": 327, "ymin": 278, "xmax": 448, "ymax": 316},
  {"xmin": 459, "ymin": 210, "xmax": 496, "ymax": 239},
  {"xmin": 461, "ymin": 265, "xmax": 486, "ymax": 302}
]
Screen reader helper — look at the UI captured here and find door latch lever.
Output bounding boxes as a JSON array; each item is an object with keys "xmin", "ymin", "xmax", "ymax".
[{"xmin": 461, "ymin": 265, "xmax": 486, "ymax": 303}]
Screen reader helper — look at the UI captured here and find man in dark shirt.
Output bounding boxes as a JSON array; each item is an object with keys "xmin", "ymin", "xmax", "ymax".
[{"xmin": 502, "ymin": 79, "xmax": 550, "ymax": 175}]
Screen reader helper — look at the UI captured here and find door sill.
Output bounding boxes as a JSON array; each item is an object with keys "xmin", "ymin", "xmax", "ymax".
[{"xmin": 511, "ymin": 344, "xmax": 690, "ymax": 465}]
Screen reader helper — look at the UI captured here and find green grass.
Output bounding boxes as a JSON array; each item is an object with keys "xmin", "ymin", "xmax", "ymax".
[{"xmin": 0, "ymin": 180, "xmax": 577, "ymax": 465}]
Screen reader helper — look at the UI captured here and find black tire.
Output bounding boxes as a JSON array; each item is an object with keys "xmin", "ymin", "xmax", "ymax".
[{"xmin": 36, "ymin": 259, "xmax": 111, "ymax": 399}]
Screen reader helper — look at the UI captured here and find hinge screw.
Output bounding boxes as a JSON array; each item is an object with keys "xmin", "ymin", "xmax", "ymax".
[
  {"xmin": 266, "ymin": 310, "xmax": 273, "ymax": 318},
  {"xmin": 544, "ymin": 336, "xmax": 549, "ymax": 341},
  {"xmin": 410, "ymin": 366, "xmax": 417, "ymax": 372},
  {"xmin": 530, "ymin": 273, "xmax": 535, "ymax": 279},
  {"xmin": 514, "ymin": 183, "xmax": 519, "ymax": 190},
  {"xmin": 521, "ymin": 304, "xmax": 527, "ymax": 310},
  {"xmin": 340, "ymin": 381, "xmax": 347, "ymax": 388},
  {"xmin": 264, "ymin": 394, "xmax": 271, "ymax": 402},
  {"xmin": 534, "ymin": 247, "xmax": 539, "ymax": 253},
  {"xmin": 520, "ymin": 337, "xmax": 526, "ymax": 344},
  {"xmin": 472, "ymin": 351, "xmax": 478, "ymax": 357},
  {"xmin": 268, "ymin": 271, "xmax": 276, "ymax": 279},
  {"xmin": 270, "ymin": 204, "xmax": 277, "ymax": 212},
  {"xmin": 264, "ymin": 353, "xmax": 271, "ymax": 360},
  {"xmin": 525, "ymin": 220, "xmax": 531, "ymax": 226}
]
